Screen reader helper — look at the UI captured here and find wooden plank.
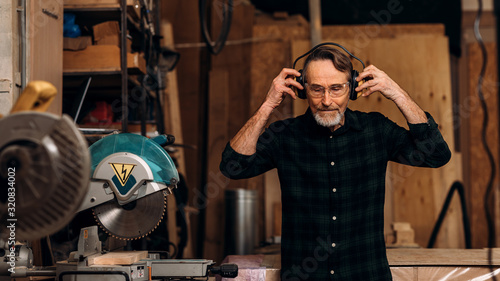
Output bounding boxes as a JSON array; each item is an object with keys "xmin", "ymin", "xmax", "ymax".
[
  {"xmin": 28, "ymin": 0, "xmax": 63, "ymax": 115},
  {"xmin": 203, "ymin": 69, "xmax": 229, "ymax": 263},
  {"xmin": 322, "ymin": 23, "xmax": 445, "ymax": 43},
  {"xmin": 291, "ymin": 34, "xmax": 463, "ymax": 248},
  {"xmin": 161, "ymin": 22, "xmax": 187, "ymax": 180},
  {"xmin": 160, "ymin": 21, "xmax": 191, "ymax": 258},
  {"xmin": 88, "ymin": 251, "xmax": 148, "ymax": 265},
  {"xmin": 387, "ymin": 248, "xmax": 500, "ymax": 266},
  {"xmin": 466, "ymin": 42, "xmax": 499, "ymax": 248},
  {"xmin": 63, "ymin": 45, "xmax": 146, "ymax": 74}
]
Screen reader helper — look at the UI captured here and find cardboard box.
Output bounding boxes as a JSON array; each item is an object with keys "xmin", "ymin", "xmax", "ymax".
[
  {"xmin": 93, "ymin": 21, "xmax": 120, "ymax": 46},
  {"xmin": 63, "ymin": 36, "xmax": 92, "ymax": 51},
  {"xmin": 63, "ymin": 45, "xmax": 146, "ymax": 73}
]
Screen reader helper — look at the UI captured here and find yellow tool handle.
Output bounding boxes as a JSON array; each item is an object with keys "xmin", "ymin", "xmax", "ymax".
[{"xmin": 10, "ymin": 80, "xmax": 57, "ymax": 113}]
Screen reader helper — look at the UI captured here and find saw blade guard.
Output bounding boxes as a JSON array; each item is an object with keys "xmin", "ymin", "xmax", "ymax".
[{"xmin": 89, "ymin": 133, "xmax": 179, "ymax": 187}]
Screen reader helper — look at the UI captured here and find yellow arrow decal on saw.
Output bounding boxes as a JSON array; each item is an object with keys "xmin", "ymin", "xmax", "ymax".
[{"xmin": 109, "ymin": 163, "xmax": 137, "ymax": 186}]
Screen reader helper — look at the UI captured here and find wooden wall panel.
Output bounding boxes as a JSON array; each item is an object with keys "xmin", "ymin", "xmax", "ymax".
[
  {"xmin": 251, "ymin": 15, "xmax": 309, "ymax": 241},
  {"xmin": 292, "ymin": 33, "xmax": 463, "ymax": 248},
  {"xmin": 203, "ymin": 69, "xmax": 229, "ymax": 263},
  {"xmin": 204, "ymin": 3, "xmax": 256, "ymax": 263},
  {"xmin": 28, "ymin": 0, "xmax": 63, "ymax": 115},
  {"xmin": 161, "ymin": 0, "xmax": 203, "ymax": 258},
  {"xmin": 466, "ymin": 42, "xmax": 499, "ymax": 248}
]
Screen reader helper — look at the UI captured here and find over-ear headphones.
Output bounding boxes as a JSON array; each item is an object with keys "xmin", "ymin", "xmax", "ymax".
[{"xmin": 293, "ymin": 42, "xmax": 366, "ymax": 100}]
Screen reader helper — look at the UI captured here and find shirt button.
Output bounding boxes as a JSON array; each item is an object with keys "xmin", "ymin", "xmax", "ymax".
[
  {"xmin": 330, "ymin": 161, "xmax": 335, "ymax": 166},
  {"xmin": 330, "ymin": 136, "xmax": 333, "ymax": 139},
  {"xmin": 330, "ymin": 270, "xmax": 335, "ymax": 275},
  {"xmin": 332, "ymin": 216, "xmax": 337, "ymax": 221},
  {"xmin": 331, "ymin": 243, "xmax": 336, "ymax": 247},
  {"xmin": 332, "ymin": 188, "xmax": 337, "ymax": 192}
]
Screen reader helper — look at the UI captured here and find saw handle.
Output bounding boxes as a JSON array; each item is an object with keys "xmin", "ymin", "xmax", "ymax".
[
  {"xmin": 152, "ymin": 134, "xmax": 176, "ymax": 146},
  {"xmin": 210, "ymin": 263, "xmax": 238, "ymax": 278},
  {"xmin": 10, "ymin": 80, "xmax": 57, "ymax": 113}
]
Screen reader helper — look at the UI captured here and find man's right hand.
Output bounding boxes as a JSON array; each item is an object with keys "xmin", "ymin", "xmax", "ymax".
[
  {"xmin": 229, "ymin": 68, "xmax": 303, "ymax": 155},
  {"xmin": 263, "ymin": 68, "xmax": 304, "ymax": 110}
]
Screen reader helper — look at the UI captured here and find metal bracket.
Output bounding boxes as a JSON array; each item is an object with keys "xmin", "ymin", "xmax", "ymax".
[{"xmin": 42, "ymin": 8, "xmax": 59, "ymax": 20}]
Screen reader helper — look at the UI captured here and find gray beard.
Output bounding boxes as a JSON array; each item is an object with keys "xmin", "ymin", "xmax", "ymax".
[{"xmin": 314, "ymin": 110, "xmax": 344, "ymax": 128}]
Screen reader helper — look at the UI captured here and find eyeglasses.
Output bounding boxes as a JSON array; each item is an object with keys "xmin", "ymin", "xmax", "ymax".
[{"xmin": 305, "ymin": 82, "xmax": 350, "ymax": 98}]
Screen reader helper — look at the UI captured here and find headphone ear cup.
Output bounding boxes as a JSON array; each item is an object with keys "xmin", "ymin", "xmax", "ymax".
[
  {"xmin": 350, "ymin": 70, "xmax": 359, "ymax": 100},
  {"xmin": 296, "ymin": 69, "xmax": 307, "ymax": 99}
]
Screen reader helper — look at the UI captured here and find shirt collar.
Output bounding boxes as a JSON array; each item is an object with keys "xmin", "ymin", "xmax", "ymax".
[{"xmin": 303, "ymin": 107, "xmax": 363, "ymax": 135}]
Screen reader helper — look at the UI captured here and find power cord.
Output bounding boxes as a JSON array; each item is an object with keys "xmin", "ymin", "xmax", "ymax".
[
  {"xmin": 199, "ymin": 0, "xmax": 233, "ymax": 55},
  {"xmin": 474, "ymin": 0, "xmax": 498, "ymax": 280}
]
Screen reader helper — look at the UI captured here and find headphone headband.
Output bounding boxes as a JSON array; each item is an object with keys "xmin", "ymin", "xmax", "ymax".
[{"xmin": 292, "ymin": 42, "xmax": 365, "ymax": 70}]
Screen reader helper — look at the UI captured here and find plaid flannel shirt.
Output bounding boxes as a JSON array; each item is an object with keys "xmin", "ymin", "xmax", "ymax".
[{"xmin": 220, "ymin": 108, "xmax": 451, "ymax": 280}]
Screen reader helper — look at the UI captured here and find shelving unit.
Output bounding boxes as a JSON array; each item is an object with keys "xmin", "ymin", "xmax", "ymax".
[{"xmin": 62, "ymin": 0, "xmax": 161, "ymax": 135}]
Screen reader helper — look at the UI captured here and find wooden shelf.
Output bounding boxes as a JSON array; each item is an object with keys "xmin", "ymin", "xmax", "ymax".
[
  {"xmin": 63, "ymin": 74, "xmax": 156, "ymax": 99},
  {"xmin": 62, "ymin": 0, "xmax": 159, "ymax": 134}
]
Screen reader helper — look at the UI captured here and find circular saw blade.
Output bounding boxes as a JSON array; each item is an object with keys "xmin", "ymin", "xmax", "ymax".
[{"xmin": 93, "ymin": 191, "xmax": 167, "ymax": 240}]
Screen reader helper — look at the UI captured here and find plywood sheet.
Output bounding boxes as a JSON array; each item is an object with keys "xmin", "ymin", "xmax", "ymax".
[
  {"xmin": 291, "ymin": 34, "xmax": 463, "ymax": 248},
  {"xmin": 322, "ymin": 23, "xmax": 445, "ymax": 41},
  {"xmin": 251, "ymin": 15, "xmax": 309, "ymax": 241}
]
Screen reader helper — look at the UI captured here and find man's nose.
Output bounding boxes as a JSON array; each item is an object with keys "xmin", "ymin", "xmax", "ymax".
[{"xmin": 322, "ymin": 92, "xmax": 334, "ymax": 106}]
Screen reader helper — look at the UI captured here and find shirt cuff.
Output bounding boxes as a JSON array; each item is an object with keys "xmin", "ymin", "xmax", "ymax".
[
  {"xmin": 407, "ymin": 112, "xmax": 438, "ymax": 140},
  {"xmin": 220, "ymin": 142, "xmax": 255, "ymax": 178}
]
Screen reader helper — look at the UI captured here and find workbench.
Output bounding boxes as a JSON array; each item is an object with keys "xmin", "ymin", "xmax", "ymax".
[
  {"xmin": 388, "ymin": 248, "xmax": 500, "ymax": 280},
  {"xmin": 219, "ymin": 248, "xmax": 500, "ymax": 281}
]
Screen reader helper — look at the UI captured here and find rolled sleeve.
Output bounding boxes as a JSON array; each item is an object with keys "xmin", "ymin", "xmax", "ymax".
[
  {"xmin": 393, "ymin": 112, "xmax": 452, "ymax": 168},
  {"xmin": 220, "ymin": 142, "xmax": 253, "ymax": 179}
]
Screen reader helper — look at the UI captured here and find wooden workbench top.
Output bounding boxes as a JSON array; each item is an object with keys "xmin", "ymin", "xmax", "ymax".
[{"xmin": 387, "ymin": 248, "xmax": 500, "ymax": 266}]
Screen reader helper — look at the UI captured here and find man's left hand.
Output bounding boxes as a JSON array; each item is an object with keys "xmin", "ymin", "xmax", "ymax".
[{"xmin": 355, "ymin": 65, "xmax": 407, "ymax": 102}]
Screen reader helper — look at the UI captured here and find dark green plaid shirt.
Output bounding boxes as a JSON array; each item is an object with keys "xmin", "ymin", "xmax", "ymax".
[{"xmin": 220, "ymin": 108, "xmax": 451, "ymax": 280}]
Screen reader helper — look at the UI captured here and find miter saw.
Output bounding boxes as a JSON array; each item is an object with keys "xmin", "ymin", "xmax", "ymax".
[
  {"xmin": 51, "ymin": 134, "xmax": 237, "ymax": 280},
  {"xmin": 0, "ymin": 81, "xmax": 238, "ymax": 280},
  {"xmin": 79, "ymin": 132, "xmax": 179, "ymax": 240}
]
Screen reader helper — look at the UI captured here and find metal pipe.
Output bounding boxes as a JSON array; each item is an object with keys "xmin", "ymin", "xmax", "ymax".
[
  {"xmin": 308, "ymin": 0, "xmax": 322, "ymax": 47},
  {"xmin": 17, "ymin": 0, "xmax": 26, "ymax": 90},
  {"xmin": 25, "ymin": 269, "xmax": 57, "ymax": 276},
  {"xmin": 121, "ymin": 0, "xmax": 128, "ymax": 132}
]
